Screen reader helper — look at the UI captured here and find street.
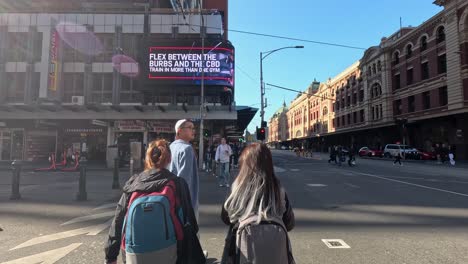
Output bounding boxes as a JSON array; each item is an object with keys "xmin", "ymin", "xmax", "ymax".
[{"xmin": 1, "ymin": 150, "xmax": 468, "ymax": 263}]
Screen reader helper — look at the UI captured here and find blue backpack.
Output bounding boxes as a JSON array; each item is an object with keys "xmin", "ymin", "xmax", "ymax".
[{"xmin": 122, "ymin": 181, "xmax": 183, "ymax": 264}]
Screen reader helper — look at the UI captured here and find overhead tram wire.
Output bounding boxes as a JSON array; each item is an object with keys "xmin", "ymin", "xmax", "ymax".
[
  {"xmin": 266, "ymin": 83, "xmax": 336, "ymax": 101},
  {"xmin": 165, "ymin": 23, "xmax": 367, "ymax": 50}
]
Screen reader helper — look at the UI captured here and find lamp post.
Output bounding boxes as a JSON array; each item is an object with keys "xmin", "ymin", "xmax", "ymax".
[{"xmin": 260, "ymin": 46, "xmax": 304, "ymax": 133}]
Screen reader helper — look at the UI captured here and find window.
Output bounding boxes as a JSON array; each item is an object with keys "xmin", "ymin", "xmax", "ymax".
[
  {"xmin": 394, "ymin": 52, "xmax": 400, "ymax": 65},
  {"xmin": 94, "ymin": 33, "xmax": 114, "ymax": 62},
  {"xmin": 347, "ymin": 114, "xmax": 351, "ymax": 125},
  {"xmin": 406, "ymin": 44, "xmax": 413, "ymax": 59},
  {"xmin": 63, "ymin": 73, "xmax": 84, "ymax": 103},
  {"xmin": 368, "ymin": 66, "xmax": 372, "ymax": 76},
  {"xmin": 421, "ymin": 62, "xmax": 429, "ymax": 80},
  {"xmin": 377, "ymin": 61, "xmax": 382, "ymax": 72},
  {"xmin": 372, "ymin": 64, "xmax": 376, "ymax": 74},
  {"xmin": 5, "ymin": 73, "xmax": 26, "ymax": 102},
  {"xmin": 437, "ymin": 54, "xmax": 447, "ymax": 74},
  {"xmin": 359, "ymin": 89, "xmax": 364, "ymax": 102},
  {"xmin": 420, "ymin": 36, "xmax": 428, "ymax": 51},
  {"xmin": 337, "ymin": 117, "xmax": 340, "ymax": 127},
  {"xmin": 342, "ymin": 116, "xmax": 345, "ymax": 126},
  {"xmin": 395, "ymin": 99, "xmax": 402, "ymax": 115},
  {"xmin": 323, "ymin": 106, "xmax": 328, "ymax": 116},
  {"xmin": 91, "ymin": 74, "xmax": 113, "ymax": 103},
  {"xmin": 394, "ymin": 74, "xmax": 401, "ymax": 90},
  {"xmin": 407, "ymin": 68, "xmax": 414, "ymax": 85},
  {"xmin": 353, "ymin": 112, "xmax": 357, "ymax": 124},
  {"xmin": 6, "ymin": 33, "xmax": 28, "ymax": 61},
  {"xmin": 379, "ymin": 105, "xmax": 383, "ymax": 119},
  {"xmin": 121, "ymin": 76, "xmax": 142, "ymax": 103},
  {"xmin": 352, "ymin": 92, "xmax": 357, "ymax": 105},
  {"xmin": 439, "ymin": 86, "xmax": 448, "ymax": 106},
  {"xmin": 360, "ymin": 109, "xmax": 365, "ymax": 122},
  {"xmin": 423, "ymin": 91, "xmax": 431, "ymax": 109},
  {"xmin": 437, "ymin": 26, "xmax": 445, "ymax": 43},
  {"xmin": 346, "ymin": 95, "xmax": 350, "ymax": 107},
  {"xmin": 408, "ymin": 96, "xmax": 415, "ymax": 112}
]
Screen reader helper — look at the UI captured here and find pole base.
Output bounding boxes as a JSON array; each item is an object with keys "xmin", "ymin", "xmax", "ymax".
[
  {"xmin": 9, "ymin": 193, "xmax": 21, "ymax": 200},
  {"xmin": 76, "ymin": 192, "xmax": 87, "ymax": 201}
]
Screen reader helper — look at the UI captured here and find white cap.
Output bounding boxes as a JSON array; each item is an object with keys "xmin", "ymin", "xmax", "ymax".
[{"xmin": 174, "ymin": 119, "xmax": 188, "ymax": 133}]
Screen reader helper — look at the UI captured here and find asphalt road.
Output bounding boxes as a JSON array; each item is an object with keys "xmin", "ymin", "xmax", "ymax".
[{"xmin": 0, "ymin": 151, "xmax": 467, "ymax": 263}]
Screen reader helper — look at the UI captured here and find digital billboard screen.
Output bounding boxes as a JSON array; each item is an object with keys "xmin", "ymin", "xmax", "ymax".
[{"xmin": 147, "ymin": 46, "xmax": 234, "ymax": 87}]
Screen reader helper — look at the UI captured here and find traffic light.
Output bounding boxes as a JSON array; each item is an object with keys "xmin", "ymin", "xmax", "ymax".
[
  {"xmin": 256, "ymin": 127, "xmax": 266, "ymax": 141},
  {"xmin": 203, "ymin": 129, "xmax": 211, "ymax": 137}
]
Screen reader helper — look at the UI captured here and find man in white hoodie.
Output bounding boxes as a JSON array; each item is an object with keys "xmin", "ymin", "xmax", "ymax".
[{"xmin": 215, "ymin": 138, "xmax": 232, "ymax": 187}]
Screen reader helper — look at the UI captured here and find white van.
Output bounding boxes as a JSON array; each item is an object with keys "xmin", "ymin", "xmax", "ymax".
[{"xmin": 383, "ymin": 144, "xmax": 418, "ymax": 158}]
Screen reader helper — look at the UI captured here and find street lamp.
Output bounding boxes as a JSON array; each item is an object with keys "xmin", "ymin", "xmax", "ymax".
[{"xmin": 260, "ymin": 46, "xmax": 304, "ymax": 134}]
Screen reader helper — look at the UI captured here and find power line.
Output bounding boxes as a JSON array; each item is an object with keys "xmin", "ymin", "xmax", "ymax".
[
  {"xmin": 168, "ymin": 23, "xmax": 367, "ymax": 50},
  {"xmin": 266, "ymin": 83, "xmax": 336, "ymax": 101},
  {"xmin": 235, "ymin": 64, "xmax": 257, "ymax": 84}
]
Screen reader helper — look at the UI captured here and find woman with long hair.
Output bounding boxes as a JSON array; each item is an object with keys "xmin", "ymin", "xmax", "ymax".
[
  {"xmin": 104, "ymin": 139, "xmax": 200, "ymax": 264},
  {"xmin": 221, "ymin": 143, "xmax": 295, "ymax": 264}
]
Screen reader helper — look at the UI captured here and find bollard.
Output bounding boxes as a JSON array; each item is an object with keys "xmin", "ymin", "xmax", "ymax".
[
  {"xmin": 129, "ymin": 158, "xmax": 134, "ymax": 178},
  {"xmin": 76, "ymin": 157, "xmax": 87, "ymax": 201},
  {"xmin": 10, "ymin": 160, "xmax": 22, "ymax": 200},
  {"xmin": 112, "ymin": 158, "xmax": 120, "ymax": 189}
]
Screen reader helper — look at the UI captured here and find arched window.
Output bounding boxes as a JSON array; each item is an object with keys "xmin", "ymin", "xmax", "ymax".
[
  {"xmin": 394, "ymin": 51, "xmax": 400, "ymax": 64},
  {"xmin": 323, "ymin": 106, "xmax": 328, "ymax": 116},
  {"xmin": 406, "ymin": 44, "xmax": 413, "ymax": 58},
  {"xmin": 372, "ymin": 64, "xmax": 376, "ymax": 74},
  {"xmin": 368, "ymin": 66, "xmax": 372, "ymax": 76},
  {"xmin": 377, "ymin": 60, "xmax": 382, "ymax": 71},
  {"xmin": 420, "ymin": 36, "xmax": 428, "ymax": 51},
  {"xmin": 437, "ymin": 26, "xmax": 445, "ymax": 43}
]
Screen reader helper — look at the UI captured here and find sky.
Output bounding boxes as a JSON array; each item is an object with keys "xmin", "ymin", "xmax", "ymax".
[{"xmin": 228, "ymin": 0, "xmax": 444, "ymax": 133}]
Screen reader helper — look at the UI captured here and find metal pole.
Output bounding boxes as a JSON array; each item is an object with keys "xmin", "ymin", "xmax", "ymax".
[
  {"xmin": 10, "ymin": 160, "xmax": 21, "ymax": 200},
  {"xmin": 112, "ymin": 158, "xmax": 120, "ymax": 189},
  {"xmin": 76, "ymin": 157, "xmax": 87, "ymax": 201},
  {"xmin": 198, "ymin": 0, "xmax": 205, "ymax": 169},
  {"xmin": 260, "ymin": 52, "xmax": 264, "ymax": 127}
]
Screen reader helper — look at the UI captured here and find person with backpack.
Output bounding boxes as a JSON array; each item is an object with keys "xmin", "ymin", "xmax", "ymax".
[
  {"xmin": 220, "ymin": 143, "xmax": 295, "ymax": 264},
  {"xmin": 104, "ymin": 139, "xmax": 203, "ymax": 264}
]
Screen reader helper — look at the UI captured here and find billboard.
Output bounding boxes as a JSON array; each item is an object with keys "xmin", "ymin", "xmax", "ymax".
[{"xmin": 147, "ymin": 46, "xmax": 234, "ymax": 87}]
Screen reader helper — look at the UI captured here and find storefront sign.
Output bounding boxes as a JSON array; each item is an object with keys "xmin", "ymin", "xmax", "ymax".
[
  {"xmin": 147, "ymin": 121, "xmax": 173, "ymax": 133},
  {"xmin": 115, "ymin": 120, "xmax": 146, "ymax": 131},
  {"xmin": 65, "ymin": 128, "xmax": 104, "ymax": 134},
  {"xmin": 48, "ymin": 29, "xmax": 59, "ymax": 92}
]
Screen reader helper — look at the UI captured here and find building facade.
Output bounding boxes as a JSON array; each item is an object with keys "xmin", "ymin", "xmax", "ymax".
[
  {"xmin": 0, "ymin": 0, "xmax": 240, "ymax": 165},
  {"xmin": 267, "ymin": 0, "xmax": 468, "ymax": 159}
]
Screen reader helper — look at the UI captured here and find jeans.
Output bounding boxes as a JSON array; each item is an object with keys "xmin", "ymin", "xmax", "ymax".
[{"xmin": 218, "ymin": 162, "xmax": 230, "ymax": 186}]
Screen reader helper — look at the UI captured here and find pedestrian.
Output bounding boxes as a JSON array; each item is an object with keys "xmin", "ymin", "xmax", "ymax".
[
  {"xmin": 328, "ymin": 145, "xmax": 336, "ymax": 163},
  {"xmin": 220, "ymin": 143, "xmax": 295, "ymax": 264},
  {"xmin": 104, "ymin": 139, "xmax": 201, "ymax": 264},
  {"xmin": 169, "ymin": 119, "xmax": 199, "ymax": 217},
  {"xmin": 393, "ymin": 150, "xmax": 402, "ymax": 166},
  {"xmin": 216, "ymin": 137, "xmax": 232, "ymax": 187},
  {"xmin": 448, "ymin": 145, "xmax": 455, "ymax": 166}
]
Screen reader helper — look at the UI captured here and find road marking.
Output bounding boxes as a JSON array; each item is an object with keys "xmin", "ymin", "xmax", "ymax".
[
  {"xmin": 344, "ymin": 183, "xmax": 360, "ymax": 188},
  {"xmin": 356, "ymin": 172, "xmax": 468, "ymax": 197},
  {"xmin": 93, "ymin": 203, "xmax": 117, "ymax": 211},
  {"xmin": 274, "ymin": 166, "xmax": 286, "ymax": 173},
  {"xmin": 306, "ymin": 184, "xmax": 327, "ymax": 187},
  {"xmin": 322, "ymin": 239, "xmax": 351, "ymax": 249},
  {"xmin": 290, "ymin": 169, "xmax": 300, "ymax": 172},
  {"xmin": 1, "ymin": 243, "xmax": 82, "ymax": 264},
  {"xmin": 10, "ymin": 219, "xmax": 112, "ymax": 251},
  {"xmin": 61, "ymin": 211, "xmax": 115, "ymax": 226}
]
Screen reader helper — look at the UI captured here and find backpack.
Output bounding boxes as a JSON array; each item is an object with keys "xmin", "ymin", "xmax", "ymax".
[
  {"xmin": 122, "ymin": 180, "xmax": 184, "ymax": 264},
  {"xmin": 234, "ymin": 216, "xmax": 295, "ymax": 264}
]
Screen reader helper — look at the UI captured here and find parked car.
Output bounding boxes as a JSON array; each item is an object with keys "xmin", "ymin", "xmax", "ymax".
[
  {"xmin": 358, "ymin": 147, "xmax": 383, "ymax": 157},
  {"xmin": 383, "ymin": 144, "xmax": 419, "ymax": 158},
  {"xmin": 416, "ymin": 149, "xmax": 437, "ymax": 160}
]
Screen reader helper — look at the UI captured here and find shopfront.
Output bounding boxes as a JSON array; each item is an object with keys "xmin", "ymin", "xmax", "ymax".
[{"xmin": 0, "ymin": 129, "xmax": 24, "ymax": 161}]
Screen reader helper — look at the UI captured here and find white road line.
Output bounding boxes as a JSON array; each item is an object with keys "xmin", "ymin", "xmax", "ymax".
[
  {"xmin": 356, "ymin": 172, "xmax": 468, "ymax": 197},
  {"xmin": 2, "ymin": 243, "xmax": 82, "ymax": 264},
  {"xmin": 93, "ymin": 203, "xmax": 117, "ymax": 211},
  {"xmin": 344, "ymin": 183, "xmax": 360, "ymax": 188},
  {"xmin": 274, "ymin": 166, "xmax": 286, "ymax": 173},
  {"xmin": 61, "ymin": 211, "xmax": 115, "ymax": 226},
  {"xmin": 306, "ymin": 184, "xmax": 327, "ymax": 187},
  {"xmin": 10, "ymin": 219, "xmax": 112, "ymax": 251}
]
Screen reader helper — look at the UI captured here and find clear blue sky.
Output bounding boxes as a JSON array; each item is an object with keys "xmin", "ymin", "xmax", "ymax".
[{"xmin": 228, "ymin": 0, "xmax": 443, "ymax": 133}]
